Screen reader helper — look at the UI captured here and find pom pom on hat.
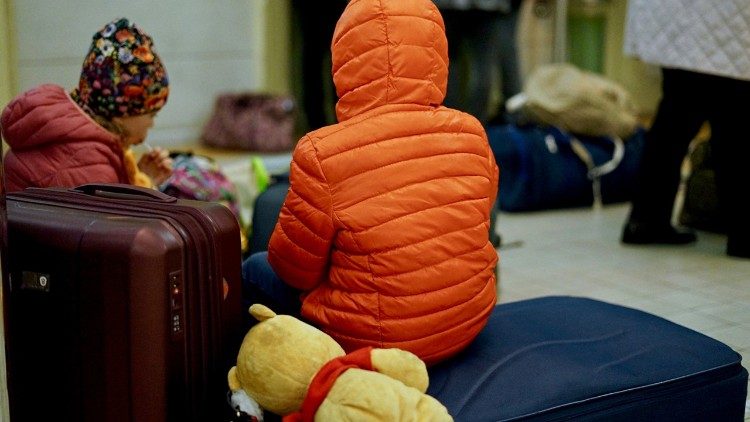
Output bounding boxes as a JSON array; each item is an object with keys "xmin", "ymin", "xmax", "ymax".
[{"xmin": 72, "ymin": 18, "xmax": 169, "ymax": 118}]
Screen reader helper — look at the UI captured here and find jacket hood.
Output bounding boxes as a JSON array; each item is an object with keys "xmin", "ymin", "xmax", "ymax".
[
  {"xmin": 1, "ymin": 84, "xmax": 118, "ymax": 151},
  {"xmin": 332, "ymin": 0, "xmax": 449, "ymax": 122}
]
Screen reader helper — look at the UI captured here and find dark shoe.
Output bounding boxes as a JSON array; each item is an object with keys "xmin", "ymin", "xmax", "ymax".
[
  {"xmin": 490, "ymin": 231, "xmax": 502, "ymax": 248},
  {"xmin": 726, "ymin": 238, "xmax": 750, "ymax": 259},
  {"xmin": 621, "ymin": 222, "xmax": 697, "ymax": 245}
]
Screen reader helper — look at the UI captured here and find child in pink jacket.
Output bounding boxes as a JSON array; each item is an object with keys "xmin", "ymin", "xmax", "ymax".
[{"xmin": 1, "ymin": 18, "xmax": 172, "ymax": 192}]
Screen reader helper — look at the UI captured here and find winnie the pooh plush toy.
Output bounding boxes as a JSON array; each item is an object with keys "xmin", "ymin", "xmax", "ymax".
[{"xmin": 227, "ymin": 304, "xmax": 453, "ymax": 421}]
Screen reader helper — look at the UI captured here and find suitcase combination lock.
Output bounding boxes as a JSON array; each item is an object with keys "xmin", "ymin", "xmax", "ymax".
[{"xmin": 169, "ymin": 271, "xmax": 184, "ymax": 337}]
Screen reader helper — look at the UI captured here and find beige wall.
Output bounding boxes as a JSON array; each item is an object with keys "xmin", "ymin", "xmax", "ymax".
[
  {"xmin": 263, "ymin": 0, "xmax": 291, "ymax": 95},
  {"xmin": 0, "ymin": 0, "xmax": 14, "ymax": 107},
  {"xmin": 1, "ymin": 0, "xmax": 14, "ymax": 157},
  {"xmin": 517, "ymin": 0, "xmax": 661, "ymax": 117},
  {"xmin": 7, "ymin": 1, "xmax": 266, "ymax": 147},
  {"xmin": 603, "ymin": 0, "xmax": 661, "ymax": 116},
  {"xmin": 2, "ymin": 0, "xmax": 658, "ymax": 129},
  {"xmin": 0, "ymin": 3, "xmax": 10, "ymax": 417},
  {"xmin": 1, "ymin": 1, "xmax": 292, "ymax": 146}
]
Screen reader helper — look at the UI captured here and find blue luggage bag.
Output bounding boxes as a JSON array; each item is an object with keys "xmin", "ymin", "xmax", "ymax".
[{"xmin": 487, "ymin": 124, "xmax": 645, "ymax": 212}]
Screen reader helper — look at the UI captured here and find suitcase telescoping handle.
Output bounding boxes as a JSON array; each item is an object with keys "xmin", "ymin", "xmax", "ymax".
[{"xmin": 73, "ymin": 183, "xmax": 178, "ymax": 203}]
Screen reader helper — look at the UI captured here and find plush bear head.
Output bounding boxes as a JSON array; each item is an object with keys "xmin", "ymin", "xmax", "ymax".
[
  {"xmin": 227, "ymin": 304, "xmax": 453, "ymax": 421},
  {"xmin": 228, "ymin": 304, "xmax": 345, "ymax": 415}
]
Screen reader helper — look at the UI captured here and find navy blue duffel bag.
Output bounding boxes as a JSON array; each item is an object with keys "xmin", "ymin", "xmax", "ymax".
[{"xmin": 487, "ymin": 124, "xmax": 645, "ymax": 212}]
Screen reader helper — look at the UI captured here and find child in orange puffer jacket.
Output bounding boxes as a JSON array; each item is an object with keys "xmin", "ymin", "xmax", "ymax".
[{"xmin": 243, "ymin": 0, "xmax": 499, "ymax": 366}]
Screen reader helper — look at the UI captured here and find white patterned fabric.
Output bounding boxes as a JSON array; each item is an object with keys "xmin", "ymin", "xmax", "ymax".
[{"xmin": 624, "ymin": 0, "xmax": 750, "ymax": 81}]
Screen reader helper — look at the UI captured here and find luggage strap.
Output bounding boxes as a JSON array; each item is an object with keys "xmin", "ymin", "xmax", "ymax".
[{"xmin": 567, "ymin": 135, "xmax": 625, "ymax": 209}]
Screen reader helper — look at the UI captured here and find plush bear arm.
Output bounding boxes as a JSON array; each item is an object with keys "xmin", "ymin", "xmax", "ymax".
[
  {"xmin": 321, "ymin": 370, "xmax": 453, "ymax": 421},
  {"xmin": 370, "ymin": 349, "xmax": 429, "ymax": 393},
  {"xmin": 228, "ymin": 366, "xmax": 242, "ymax": 391}
]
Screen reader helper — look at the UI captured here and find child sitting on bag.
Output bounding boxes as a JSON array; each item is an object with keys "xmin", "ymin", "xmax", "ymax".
[
  {"xmin": 242, "ymin": 0, "xmax": 499, "ymax": 366},
  {"xmin": 1, "ymin": 17, "xmax": 172, "ymax": 192}
]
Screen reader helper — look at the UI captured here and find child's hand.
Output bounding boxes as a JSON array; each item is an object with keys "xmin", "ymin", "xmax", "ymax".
[{"xmin": 138, "ymin": 147, "xmax": 173, "ymax": 186}]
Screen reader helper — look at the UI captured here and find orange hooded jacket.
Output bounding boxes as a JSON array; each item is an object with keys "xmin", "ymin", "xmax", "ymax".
[{"xmin": 268, "ymin": 0, "xmax": 499, "ymax": 365}]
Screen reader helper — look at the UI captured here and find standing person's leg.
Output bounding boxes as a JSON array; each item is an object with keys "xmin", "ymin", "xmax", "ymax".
[
  {"xmin": 241, "ymin": 252, "xmax": 302, "ymax": 325},
  {"xmin": 293, "ymin": 0, "xmax": 346, "ymax": 130},
  {"xmin": 706, "ymin": 75, "xmax": 750, "ymax": 258},
  {"xmin": 622, "ymin": 68, "xmax": 706, "ymax": 244},
  {"xmin": 441, "ymin": 9, "xmax": 469, "ymax": 113},
  {"xmin": 462, "ymin": 10, "xmax": 500, "ymax": 123},
  {"xmin": 318, "ymin": 0, "xmax": 348, "ymax": 124},
  {"xmin": 495, "ymin": 5, "xmax": 522, "ymax": 106}
]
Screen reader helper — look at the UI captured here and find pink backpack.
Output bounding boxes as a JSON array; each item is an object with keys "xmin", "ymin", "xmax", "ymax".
[{"xmin": 159, "ymin": 153, "xmax": 241, "ymax": 220}]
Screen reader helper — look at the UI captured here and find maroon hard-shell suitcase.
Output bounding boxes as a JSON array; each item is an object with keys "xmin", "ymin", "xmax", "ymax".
[
  {"xmin": 3, "ymin": 184, "xmax": 244, "ymax": 421},
  {"xmin": 0, "ymin": 138, "xmax": 8, "ymax": 421}
]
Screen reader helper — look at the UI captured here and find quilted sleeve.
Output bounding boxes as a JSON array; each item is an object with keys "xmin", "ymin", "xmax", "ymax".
[
  {"xmin": 49, "ymin": 163, "xmax": 121, "ymax": 187},
  {"xmin": 267, "ymin": 136, "xmax": 335, "ymax": 291},
  {"xmin": 45, "ymin": 144, "xmax": 124, "ymax": 188}
]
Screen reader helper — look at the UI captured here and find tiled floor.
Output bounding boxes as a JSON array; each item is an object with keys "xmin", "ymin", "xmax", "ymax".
[
  {"xmin": 495, "ymin": 203, "xmax": 750, "ymax": 420},
  {"xmin": 1, "ymin": 202, "xmax": 748, "ymax": 419}
]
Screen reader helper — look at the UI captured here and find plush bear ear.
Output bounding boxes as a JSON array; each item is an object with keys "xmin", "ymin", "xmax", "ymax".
[{"xmin": 249, "ymin": 304, "xmax": 276, "ymax": 322}]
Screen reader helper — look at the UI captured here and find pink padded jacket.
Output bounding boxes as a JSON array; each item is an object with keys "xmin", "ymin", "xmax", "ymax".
[{"xmin": 1, "ymin": 84, "xmax": 130, "ymax": 192}]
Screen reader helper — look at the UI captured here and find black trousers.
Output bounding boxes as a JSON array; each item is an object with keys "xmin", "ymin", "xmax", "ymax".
[
  {"xmin": 629, "ymin": 68, "xmax": 750, "ymax": 250},
  {"xmin": 291, "ymin": 0, "xmax": 348, "ymax": 130},
  {"xmin": 441, "ymin": 7, "xmax": 521, "ymax": 123}
]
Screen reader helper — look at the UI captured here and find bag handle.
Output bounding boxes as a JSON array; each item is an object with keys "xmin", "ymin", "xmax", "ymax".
[
  {"xmin": 569, "ymin": 135, "xmax": 625, "ymax": 179},
  {"xmin": 568, "ymin": 135, "xmax": 625, "ymax": 209},
  {"xmin": 73, "ymin": 183, "xmax": 178, "ymax": 203}
]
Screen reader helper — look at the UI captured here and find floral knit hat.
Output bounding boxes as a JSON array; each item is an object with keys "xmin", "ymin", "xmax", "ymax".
[{"xmin": 72, "ymin": 18, "xmax": 169, "ymax": 118}]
